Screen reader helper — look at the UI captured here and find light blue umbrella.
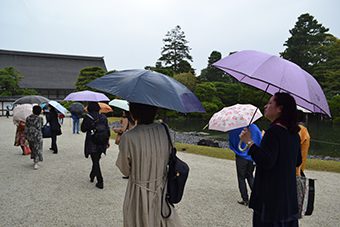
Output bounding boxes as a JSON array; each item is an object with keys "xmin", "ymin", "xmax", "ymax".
[
  {"xmin": 87, "ymin": 69, "xmax": 205, "ymax": 113},
  {"xmin": 48, "ymin": 101, "xmax": 68, "ymax": 115}
]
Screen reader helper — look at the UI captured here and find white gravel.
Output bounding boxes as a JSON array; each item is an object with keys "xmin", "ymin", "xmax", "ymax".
[{"xmin": 0, "ymin": 117, "xmax": 339, "ymax": 227}]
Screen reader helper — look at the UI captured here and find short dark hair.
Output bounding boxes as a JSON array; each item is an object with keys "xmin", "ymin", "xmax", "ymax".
[
  {"xmin": 129, "ymin": 102, "xmax": 157, "ymax": 124},
  {"xmin": 273, "ymin": 92, "xmax": 299, "ymax": 133},
  {"xmin": 33, "ymin": 105, "xmax": 42, "ymax": 115},
  {"xmin": 87, "ymin": 102, "xmax": 100, "ymax": 112}
]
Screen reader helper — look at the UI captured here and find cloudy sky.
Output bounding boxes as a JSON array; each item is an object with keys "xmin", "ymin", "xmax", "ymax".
[{"xmin": 1, "ymin": 0, "xmax": 339, "ymax": 74}]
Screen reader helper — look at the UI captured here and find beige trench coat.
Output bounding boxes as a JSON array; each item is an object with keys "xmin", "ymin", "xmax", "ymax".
[{"xmin": 116, "ymin": 123, "xmax": 182, "ymax": 227}]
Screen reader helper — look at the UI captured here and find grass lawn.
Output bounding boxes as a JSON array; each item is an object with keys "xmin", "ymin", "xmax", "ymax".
[{"xmin": 175, "ymin": 143, "xmax": 340, "ymax": 173}]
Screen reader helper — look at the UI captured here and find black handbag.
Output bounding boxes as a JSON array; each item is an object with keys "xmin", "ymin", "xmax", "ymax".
[
  {"xmin": 42, "ymin": 123, "xmax": 52, "ymax": 138},
  {"xmin": 161, "ymin": 123, "xmax": 189, "ymax": 218}
]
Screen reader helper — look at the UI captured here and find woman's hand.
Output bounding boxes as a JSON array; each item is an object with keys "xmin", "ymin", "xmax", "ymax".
[{"xmin": 239, "ymin": 128, "xmax": 253, "ymax": 144}]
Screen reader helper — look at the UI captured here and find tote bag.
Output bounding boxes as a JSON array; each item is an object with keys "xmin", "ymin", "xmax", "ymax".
[
  {"xmin": 42, "ymin": 123, "xmax": 52, "ymax": 138},
  {"xmin": 296, "ymin": 175, "xmax": 315, "ymax": 218}
]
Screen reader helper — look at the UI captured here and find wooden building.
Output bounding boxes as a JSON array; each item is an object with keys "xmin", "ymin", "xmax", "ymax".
[{"xmin": 0, "ymin": 49, "xmax": 107, "ymax": 116}]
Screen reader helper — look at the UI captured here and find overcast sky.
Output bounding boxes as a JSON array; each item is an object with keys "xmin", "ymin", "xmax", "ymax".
[{"xmin": 1, "ymin": 0, "xmax": 339, "ymax": 74}]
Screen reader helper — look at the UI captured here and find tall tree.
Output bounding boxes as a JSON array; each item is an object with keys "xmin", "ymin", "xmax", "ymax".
[
  {"xmin": 75, "ymin": 66, "xmax": 106, "ymax": 91},
  {"xmin": 281, "ymin": 13, "xmax": 330, "ymax": 73},
  {"xmin": 199, "ymin": 51, "xmax": 227, "ymax": 82},
  {"xmin": 158, "ymin": 25, "xmax": 193, "ymax": 73},
  {"xmin": 312, "ymin": 35, "xmax": 340, "ymax": 98}
]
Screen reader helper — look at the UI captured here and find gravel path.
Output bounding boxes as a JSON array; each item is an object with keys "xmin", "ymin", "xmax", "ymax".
[{"xmin": 0, "ymin": 117, "xmax": 339, "ymax": 226}]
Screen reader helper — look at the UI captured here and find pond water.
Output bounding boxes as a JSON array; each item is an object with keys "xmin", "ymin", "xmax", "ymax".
[{"xmin": 166, "ymin": 117, "xmax": 340, "ymax": 158}]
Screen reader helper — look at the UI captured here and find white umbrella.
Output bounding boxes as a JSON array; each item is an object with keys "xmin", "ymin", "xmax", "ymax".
[
  {"xmin": 49, "ymin": 101, "xmax": 68, "ymax": 115},
  {"xmin": 13, "ymin": 104, "xmax": 33, "ymax": 124},
  {"xmin": 208, "ymin": 104, "xmax": 263, "ymax": 132},
  {"xmin": 109, "ymin": 99, "xmax": 129, "ymax": 111}
]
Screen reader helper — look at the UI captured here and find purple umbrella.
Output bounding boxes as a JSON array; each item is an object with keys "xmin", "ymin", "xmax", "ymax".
[
  {"xmin": 64, "ymin": 90, "xmax": 109, "ymax": 102},
  {"xmin": 213, "ymin": 50, "xmax": 331, "ymax": 117}
]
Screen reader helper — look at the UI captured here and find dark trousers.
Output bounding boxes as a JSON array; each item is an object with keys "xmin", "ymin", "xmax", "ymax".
[
  {"xmin": 236, "ymin": 156, "xmax": 255, "ymax": 201},
  {"xmin": 50, "ymin": 131, "xmax": 58, "ymax": 153},
  {"xmin": 253, "ymin": 212, "xmax": 299, "ymax": 227},
  {"xmin": 90, "ymin": 152, "xmax": 103, "ymax": 183}
]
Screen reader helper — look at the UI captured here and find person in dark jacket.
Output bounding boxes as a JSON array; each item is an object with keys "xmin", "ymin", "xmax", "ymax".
[
  {"xmin": 81, "ymin": 102, "xmax": 110, "ymax": 189},
  {"xmin": 46, "ymin": 105, "xmax": 61, "ymax": 154},
  {"xmin": 240, "ymin": 92, "xmax": 302, "ymax": 227}
]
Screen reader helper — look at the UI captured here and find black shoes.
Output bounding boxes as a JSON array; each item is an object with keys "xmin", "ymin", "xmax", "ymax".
[
  {"xmin": 122, "ymin": 176, "xmax": 129, "ymax": 179},
  {"xmin": 237, "ymin": 200, "xmax": 249, "ymax": 206},
  {"xmin": 96, "ymin": 182, "xmax": 104, "ymax": 189},
  {"xmin": 90, "ymin": 174, "xmax": 95, "ymax": 183}
]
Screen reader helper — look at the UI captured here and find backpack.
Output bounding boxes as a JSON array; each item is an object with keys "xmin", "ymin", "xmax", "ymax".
[
  {"xmin": 161, "ymin": 123, "xmax": 189, "ymax": 218},
  {"xmin": 86, "ymin": 114, "xmax": 110, "ymax": 145}
]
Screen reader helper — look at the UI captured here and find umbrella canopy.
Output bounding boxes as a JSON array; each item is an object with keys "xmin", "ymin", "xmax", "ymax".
[
  {"xmin": 87, "ymin": 69, "xmax": 205, "ymax": 113},
  {"xmin": 12, "ymin": 104, "xmax": 33, "ymax": 124},
  {"xmin": 98, "ymin": 102, "xmax": 113, "ymax": 113},
  {"xmin": 213, "ymin": 50, "xmax": 331, "ymax": 117},
  {"xmin": 48, "ymin": 101, "xmax": 68, "ymax": 115},
  {"xmin": 208, "ymin": 104, "xmax": 263, "ymax": 132},
  {"xmin": 64, "ymin": 90, "xmax": 110, "ymax": 102},
  {"xmin": 84, "ymin": 102, "xmax": 113, "ymax": 113},
  {"xmin": 69, "ymin": 102, "xmax": 84, "ymax": 115},
  {"xmin": 109, "ymin": 99, "xmax": 129, "ymax": 111},
  {"xmin": 13, "ymin": 95, "xmax": 49, "ymax": 105}
]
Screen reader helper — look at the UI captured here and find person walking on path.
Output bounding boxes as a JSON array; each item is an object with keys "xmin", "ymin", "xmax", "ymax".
[
  {"xmin": 46, "ymin": 105, "xmax": 61, "ymax": 154},
  {"xmin": 25, "ymin": 106, "xmax": 43, "ymax": 170},
  {"xmin": 240, "ymin": 92, "xmax": 302, "ymax": 227},
  {"xmin": 296, "ymin": 110, "xmax": 310, "ymax": 177},
  {"xmin": 81, "ymin": 102, "xmax": 110, "ymax": 189},
  {"xmin": 14, "ymin": 120, "xmax": 27, "ymax": 155},
  {"xmin": 6, "ymin": 105, "xmax": 10, "ymax": 118},
  {"xmin": 71, "ymin": 112, "xmax": 81, "ymax": 134},
  {"xmin": 116, "ymin": 102, "xmax": 182, "ymax": 227},
  {"xmin": 228, "ymin": 123, "xmax": 262, "ymax": 206}
]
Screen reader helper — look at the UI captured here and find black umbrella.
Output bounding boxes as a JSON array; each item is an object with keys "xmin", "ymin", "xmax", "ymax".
[
  {"xmin": 13, "ymin": 95, "xmax": 50, "ymax": 105},
  {"xmin": 69, "ymin": 102, "xmax": 84, "ymax": 115}
]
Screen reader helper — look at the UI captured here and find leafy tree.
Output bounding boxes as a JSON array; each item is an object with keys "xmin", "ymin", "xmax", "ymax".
[
  {"xmin": 0, "ymin": 67, "xmax": 37, "ymax": 96},
  {"xmin": 194, "ymin": 82, "xmax": 223, "ymax": 117},
  {"xmin": 329, "ymin": 95, "xmax": 340, "ymax": 123},
  {"xmin": 312, "ymin": 35, "xmax": 340, "ymax": 98},
  {"xmin": 199, "ymin": 51, "xmax": 228, "ymax": 82},
  {"xmin": 75, "ymin": 66, "xmax": 106, "ymax": 91},
  {"xmin": 158, "ymin": 25, "xmax": 193, "ymax": 73},
  {"xmin": 177, "ymin": 60, "xmax": 195, "ymax": 74},
  {"xmin": 281, "ymin": 13, "xmax": 330, "ymax": 73},
  {"xmin": 173, "ymin": 72, "xmax": 197, "ymax": 91},
  {"xmin": 145, "ymin": 64, "xmax": 174, "ymax": 77}
]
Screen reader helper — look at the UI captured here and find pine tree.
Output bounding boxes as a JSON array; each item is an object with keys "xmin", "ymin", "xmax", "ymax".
[
  {"xmin": 158, "ymin": 25, "xmax": 193, "ymax": 73},
  {"xmin": 281, "ymin": 13, "xmax": 329, "ymax": 73}
]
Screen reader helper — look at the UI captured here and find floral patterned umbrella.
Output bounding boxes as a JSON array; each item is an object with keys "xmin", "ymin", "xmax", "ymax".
[{"xmin": 208, "ymin": 104, "xmax": 263, "ymax": 132}]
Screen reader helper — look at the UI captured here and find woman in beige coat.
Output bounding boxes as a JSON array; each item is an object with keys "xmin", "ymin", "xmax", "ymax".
[{"xmin": 116, "ymin": 102, "xmax": 182, "ymax": 227}]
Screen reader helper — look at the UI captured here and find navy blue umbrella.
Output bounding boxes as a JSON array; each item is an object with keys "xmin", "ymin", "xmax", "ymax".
[{"xmin": 87, "ymin": 69, "xmax": 205, "ymax": 113}]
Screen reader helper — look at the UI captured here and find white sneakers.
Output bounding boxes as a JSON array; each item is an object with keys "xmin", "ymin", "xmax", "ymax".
[{"xmin": 33, "ymin": 163, "xmax": 39, "ymax": 170}]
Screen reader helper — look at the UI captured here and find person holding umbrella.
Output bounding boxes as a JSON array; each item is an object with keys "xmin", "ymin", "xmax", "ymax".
[
  {"xmin": 46, "ymin": 105, "xmax": 61, "ymax": 154},
  {"xmin": 240, "ymin": 92, "xmax": 302, "ymax": 227},
  {"xmin": 69, "ymin": 102, "xmax": 84, "ymax": 134},
  {"xmin": 25, "ymin": 106, "xmax": 43, "ymax": 170},
  {"xmin": 81, "ymin": 102, "xmax": 110, "ymax": 189},
  {"xmin": 116, "ymin": 103, "xmax": 182, "ymax": 227}
]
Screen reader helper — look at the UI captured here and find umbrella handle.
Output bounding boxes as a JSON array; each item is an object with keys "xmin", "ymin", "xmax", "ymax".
[{"xmin": 238, "ymin": 140, "xmax": 249, "ymax": 152}]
